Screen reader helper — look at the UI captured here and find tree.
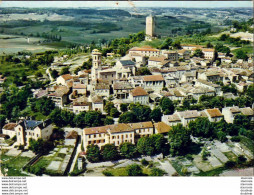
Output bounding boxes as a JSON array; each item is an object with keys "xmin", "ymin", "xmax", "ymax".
[
  {"xmin": 219, "ymin": 34, "xmax": 230, "ymax": 41},
  {"xmin": 29, "ymin": 138, "xmax": 54, "ymax": 154},
  {"xmin": 182, "ymin": 99, "xmax": 190, "ymax": 110},
  {"xmin": 60, "ymin": 67, "xmax": 70, "ymax": 75},
  {"xmin": 188, "ymin": 117, "xmax": 215, "ymax": 138},
  {"xmin": 150, "ymin": 168, "xmax": 165, "ymax": 176},
  {"xmin": 110, "ymin": 108, "xmax": 120, "ymax": 118},
  {"xmin": 49, "ymin": 108, "xmax": 75, "ymax": 127},
  {"xmin": 86, "ymin": 144, "xmax": 101, "ymax": 163},
  {"xmin": 193, "ymin": 49, "xmax": 204, "ymax": 58},
  {"xmin": 85, "ymin": 111, "xmax": 103, "ymax": 127},
  {"xmin": 104, "ymin": 116, "xmax": 114, "ymax": 125},
  {"xmin": 159, "ymin": 97, "xmax": 175, "ymax": 114},
  {"xmin": 159, "ymin": 37, "xmax": 173, "ymax": 49},
  {"xmin": 34, "ymin": 97, "xmax": 55, "ymax": 116},
  {"xmin": 216, "ymin": 131, "xmax": 227, "ymax": 142},
  {"xmin": 119, "ymin": 111, "xmax": 137, "ymax": 123},
  {"xmin": 206, "ymin": 42, "xmax": 213, "ymax": 48},
  {"xmin": 150, "ymin": 107, "xmax": 162, "ymax": 122},
  {"xmin": 130, "ymin": 104, "xmax": 151, "ymax": 122},
  {"xmin": 136, "ymin": 67, "xmax": 152, "ymax": 76},
  {"xmin": 101, "ymin": 144, "xmax": 119, "ymax": 161},
  {"xmin": 51, "ymin": 69, "xmax": 59, "ymax": 79},
  {"xmin": 104, "ymin": 101, "xmax": 115, "ymax": 115},
  {"xmin": 120, "ymin": 103, "xmax": 129, "ymax": 112},
  {"xmin": 150, "ymin": 134, "xmax": 168, "ymax": 154},
  {"xmin": 126, "ymin": 164, "xmax": 143, "ymax": 176},
  {"xmin": 73, "ymin": 112, "xmax": 86, "ymax": 128},
  {"xmin": 172, "ymin": 40, "xmax": 181, "ymax": 49},
  {"xmin": 0, "ymin": 114, "xmax": 6, "ymax": 129},
  {"xmin": 137, "ymin": 136, "xmax": 155, "ymax": 156},
  {"xmin": 168, "ymin": 124, "xmax": 192, "ymax": 156},
  {"xmin": 234, "ymin": 114, "xmax": 250, "ymax": 129},
  {"xmin": 35, "ymin": 71, "xmax": 43, "ymax": 78},
  {"xmin": 236, "ymin": 50, "xmax": 248, "ymax": 61},
  {"xmin": 119, "ymin": 142, "xmax": 137, "ymax": 158}
]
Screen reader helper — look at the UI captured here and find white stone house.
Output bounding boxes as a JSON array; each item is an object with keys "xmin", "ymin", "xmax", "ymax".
[
  {"xmin": 239, "ymin": 107, "xmax": 254, "ymax": 121},
  {"xmin": 175, "ymin": 110, "xmax": 201, "ymax": 127},
  {"xmin": 73, "ymin": 102, "xmax": 92, "ymax": 114},
  {"xmin": 222, "ymin": 106, "xmax": 241, "ymax": 123},
  {"xmin": 161, "ymin": 113, "xmax": 182, "ymax": 127},
  {"xmin": 129, "ymin": 86, "xmax": 149, "ymax": 105},
  {"xmin": 94, "ymin": 83, "xmax": 110, "ymax": 98},
  {"xmin": 143, "ymin": 75, "xmax": 164, "ymax": 92},
  {"xmin": 201, "ymin": 108, "xmax": 224, "ymax": 122},
  {"xmin": 2, "ymin": 123, "xmax": 17, "ymax": 138},
  {"xmin": 56, "ymin": 74, "xmax": 73, "ymax": 86},
  {"xmin": 15, "ymin": 119, "xmax": 53, "ymax": 147},
  {"xmin": 91, "ymin": 96, "xmax": 104, "ymax": 112},
  {"xmin": 128, "ymin": 46, "xmax": 160, "ymax": 57}
]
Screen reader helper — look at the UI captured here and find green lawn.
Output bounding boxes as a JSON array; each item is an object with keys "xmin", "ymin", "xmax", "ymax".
[
  {"xmin": 239, "ymin": 136, "xmax": 254, "ymax": 154},
  {"xmin": 224, "ymin": 151, "xmax": 238, "ymax": 162},
  {"xmin": 232, "ymin": 45, "xmax": 253, "ymax": 55},
  {"xmin": 1, "ymin": 154, "xmax": 31, "ymax": 176},
  {"xmin": 103, "ymin": 165, "xmax": 152, "ymax": 176}
]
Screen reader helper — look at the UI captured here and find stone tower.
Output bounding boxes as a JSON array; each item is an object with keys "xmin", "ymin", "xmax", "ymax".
[
  {"xmin": 91, "ymin": 49, "xmax": 102, "ymax": 81},
  {"xmin": 146, "ymin": 15, "xmax": 155, "ymax": 38}
]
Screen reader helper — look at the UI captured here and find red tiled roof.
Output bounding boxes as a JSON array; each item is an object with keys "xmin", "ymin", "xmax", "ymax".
[
  {"xmin": 155, "ymin": 122, "xmax": 172, "ymax": 134},
  {"xmin": 3, "ymin": 123, "xmax": 16, "ymax": 131},
  {"xmin": 206, "ymin": 108, "xmax": 223, "ymax": 118},
  {"xmin": 61, "ymin": 74, "xmax": 73, "ymax": 81},
  {"xmin": 143, "ymin": 75, "xmax": 164, "ymax": 81},
  {"xmin": 131, "ymin": 87, "xmax": 148, "ymax": 97}
]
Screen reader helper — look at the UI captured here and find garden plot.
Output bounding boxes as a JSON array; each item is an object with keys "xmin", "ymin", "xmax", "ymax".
[
  {"xmin": 193, "ymin": 155, "xmax": 213, "ymax": 172},
  {"xmin": 47, "ymin": 161, "xmax": 61, "ymax": 171},
  {"xmin": 20, "ymin": 151, "xmax": 36, "ymax": 158},
  {"xmin": 207, "ymin": 156, "xmax": 223, "ymax": 168},
  {"xmin": 114, "ymin": 160, "xmax": 138, "ymax": 169},
  {"xmin": 86, "ymin": 161, "xmax": 115, "ymax": 169},
  {"xmin": 5, "ymin": 149, "xmax": 22, "ymax": 156},
  {"xmin": 214, "ymin": 141, "xmax": 231, "ymax": 153},
  {"xmin": 210, "ymin": 149, "xmax": 229, "ymax": 163},
  {"xmin": 187, "ymin": 166, "xmax": 200, "ymax": 174},
  {"xmin": 159, "ymin": 160, "xmax": 177, "ymax": 176}
]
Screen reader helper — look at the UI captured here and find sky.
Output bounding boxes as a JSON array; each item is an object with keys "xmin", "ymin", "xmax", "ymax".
[{"xmin": 0, "ymin": 1, "xmax": 253, "ymax": 8}]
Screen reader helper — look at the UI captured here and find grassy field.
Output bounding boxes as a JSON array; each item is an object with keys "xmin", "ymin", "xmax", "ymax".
[
  {"xmin": 1, "ymin": 154, "xmax": 31, "ymax": 176},
  {"xmin": 0, "ymin": 34, "xmax": 58, "ymax": 54},
  {"xmin": 231, "ymin": 45, "xmax": 254, "ymax": 55},
  {"xmin": 103, "ymin": 165, "xmax": 152, "ymax": 176}
]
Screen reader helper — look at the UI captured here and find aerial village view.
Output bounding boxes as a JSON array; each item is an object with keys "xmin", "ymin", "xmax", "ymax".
[{"xmin": 0, "ymin": 1, "xmax": 253, "ymax": 177}]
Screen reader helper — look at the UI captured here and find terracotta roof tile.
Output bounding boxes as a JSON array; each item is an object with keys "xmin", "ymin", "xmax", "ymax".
[
  {"xmin": 3, "ymin": 123, "xmax": 16, "ymax": 131},
  {"xmin": 143, "ymin": 75, "xmax": 164, "ymax": 81},
  {"xmin": 61, "ymin": 74, "xmax": 73, "ymax": 81},
  {"xmin": 131, "ymin": 87, "xmax": 148, "ymax": 97},
  {"xmin": 155, "ymin": 122, "xmax": 172, "ymax": 134},
  {"xmin": 206, "ymin": 108, "xmax": 223, "ymax": 118}
]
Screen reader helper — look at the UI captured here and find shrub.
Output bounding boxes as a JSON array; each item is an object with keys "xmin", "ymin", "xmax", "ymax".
[
  {"xmin": 237, "ymin": 155, "xmax": 247, "ymax": 164},
  {"xmin": 141, "ymin": 159, "xmax": 149, "ymax": 166},
  {"xmin": 102, "ymin": 170, "xmax": 113, "ymax": 176},
  {"xmin": 225, "ymin": 161, "xmax": 236, "ymax": 168},
  {"xmin": 186, "ymin": 154, "xmax": 194, "ymax": 161},
  {"xmin": 149, "ymin": 168, "xmax": 165, "ymax": 176},
  {"xmin": 231, "ymin": 136, "xmax": 240, "ymax": 142},
  {"xmin": 126, "ymin": 164, "xmax": 143, "ymax": 176}
]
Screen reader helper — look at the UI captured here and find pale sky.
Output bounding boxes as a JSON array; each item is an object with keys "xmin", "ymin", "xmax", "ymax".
[{"xmin": 0, "ymin": 1, "xmax": 253, "ymax": 8}]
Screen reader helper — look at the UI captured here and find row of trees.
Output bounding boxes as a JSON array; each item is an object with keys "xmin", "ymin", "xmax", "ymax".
[
  {"xmin": 118, "ymin": 103, "xmax": 163, "ymax": 123},
  {"xmin": 86, "ymin": 134, "xmax": 168, "ymax": 163}
]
